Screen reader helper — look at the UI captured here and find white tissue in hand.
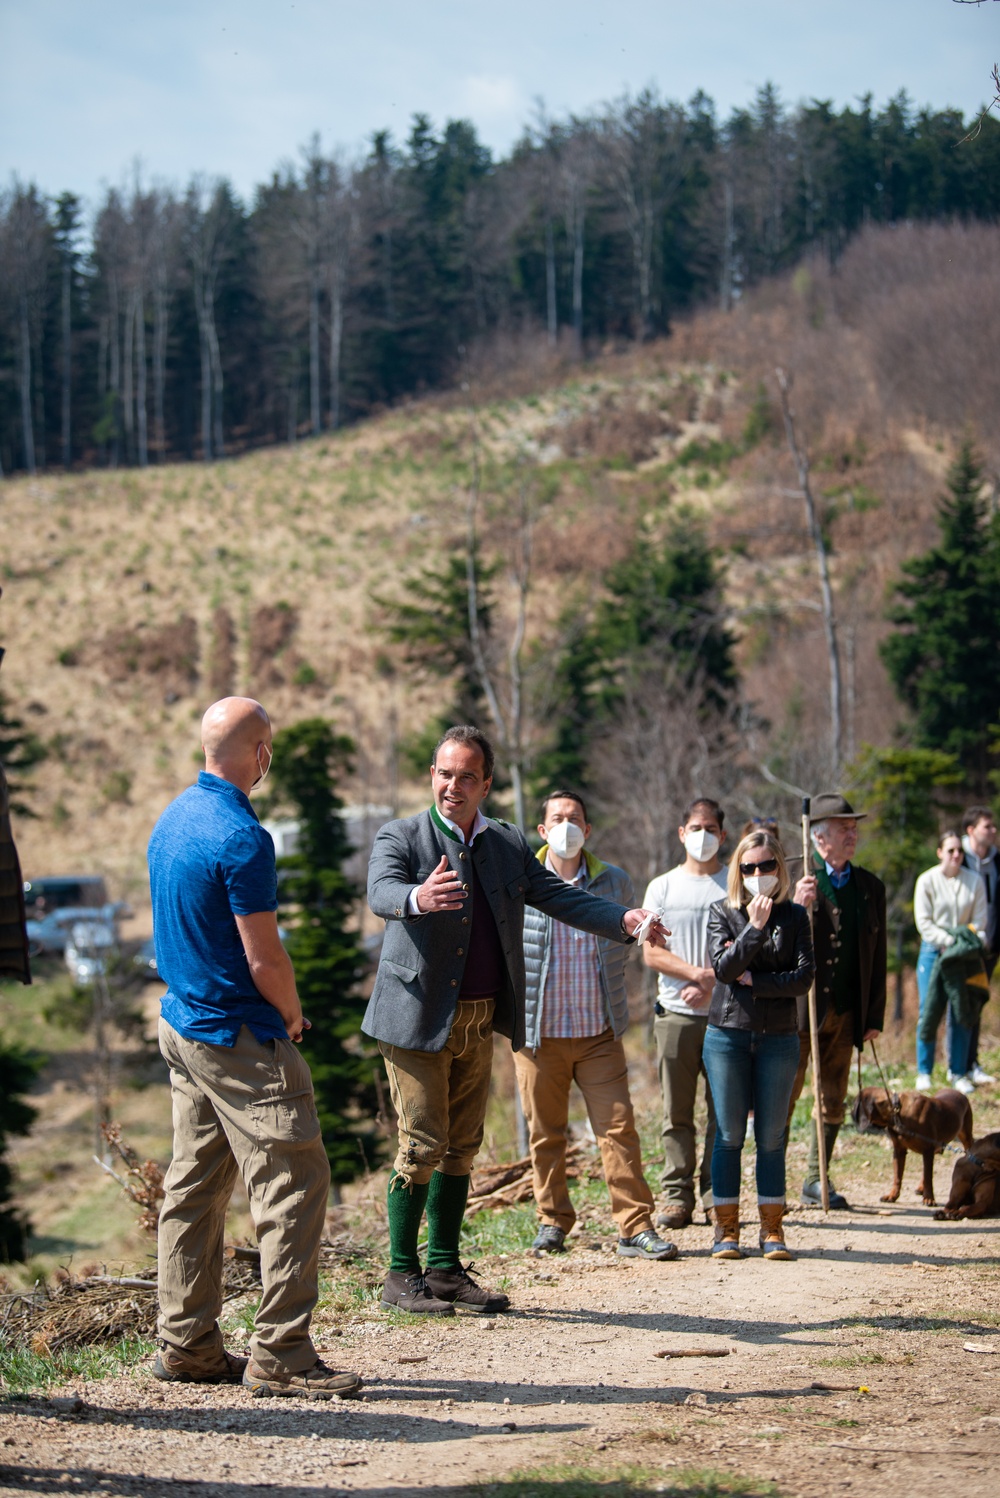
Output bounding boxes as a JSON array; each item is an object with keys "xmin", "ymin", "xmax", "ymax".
[{"xmin": 634, "ymin": 912, "xmax": 657, "ymax": 943}]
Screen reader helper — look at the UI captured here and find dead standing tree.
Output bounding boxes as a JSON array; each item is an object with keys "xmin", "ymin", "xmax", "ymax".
[
  {"xmin": 775, "ymin": 367, "xmax": 843, "ymax": 779},
  {"xmin": 464, "ymin": 415, "xmax": 534, "ymax": 832}
]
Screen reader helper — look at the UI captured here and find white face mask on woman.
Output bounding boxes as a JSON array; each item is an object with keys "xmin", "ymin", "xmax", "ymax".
[
  {"xmin": 684, "ymin": 829, "xmax": 720, "ymax": 864},
  {"xmin": 547, "ymin": 820, "xmax": 586, "ymax": 859},
  {"xmin": 743, "ymin": 873, "xmax": 779, "ymax": 899}
]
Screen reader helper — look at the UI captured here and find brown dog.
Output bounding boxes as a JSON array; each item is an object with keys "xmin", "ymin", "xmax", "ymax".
[
  {"xmin": 934, "ymin": 1132, "xmax": 1000, "ymax": 1220},
  {"xmin": 851, "ymin": 1086, "xmax": 974, "ymax": 1206}
]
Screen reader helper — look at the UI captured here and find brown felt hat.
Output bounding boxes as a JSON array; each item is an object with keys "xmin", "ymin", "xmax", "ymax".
[{"xmin": 809, "ymin": 791, "xmax": 867, "ymax": 822}]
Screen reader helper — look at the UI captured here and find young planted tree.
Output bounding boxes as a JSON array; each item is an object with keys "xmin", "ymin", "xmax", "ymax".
[
  {"xmin": 265, "ymin": 718, "xmax": 381, "ymax": 1186},
  {"xmin": 881, "ymin": 439, "xmax": 1000, "ymax": 793}
]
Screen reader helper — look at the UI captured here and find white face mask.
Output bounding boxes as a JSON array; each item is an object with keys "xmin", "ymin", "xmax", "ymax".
[
  {"xmin": 253, "ymin": 744, "xmax": 272, "ymax": 789},
  {"xmin": 744, "ymin": 873, "xmax": 779, "ymax": 899},
  {"xmin": 684, "ymin": 829, "xmax": 720, "ymax": 864},
  {"xmin": 547, "ymin": 820, "xmax": 586, "ymax": 859}
]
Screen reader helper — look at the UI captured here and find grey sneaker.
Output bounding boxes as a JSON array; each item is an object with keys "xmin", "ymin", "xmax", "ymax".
[
  {"xmin": 243, "ymin": 1358, "xmax": 362, "ymax": 1400},
  {"xmin": 152, "ymin": 1346, "xmax": 248, "ymax": 1385},
  {"xmin": 616, "ymin": 1229, "xmax": 678, "ymax": 1261},
  {"xmin": 380, "ymin": 1269, "xmax": 455, "ymax": 1315},
  {"xmin": 531, "ymin": 1224, "xmax": 567, "ymax": 1253}
]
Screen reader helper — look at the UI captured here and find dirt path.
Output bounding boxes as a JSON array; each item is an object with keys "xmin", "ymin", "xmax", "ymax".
[{"xmin": 3, "ymin": 1194, "xmax": 1000, "ymax": 1498}]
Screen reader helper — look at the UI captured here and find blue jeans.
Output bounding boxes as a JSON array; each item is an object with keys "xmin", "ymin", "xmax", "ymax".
[
  {"xmin": 702, "ymin": 1025, "xmax": 800, "ymax": 1204},
  {"xmin": 916, "ymin": 939, "xmax": 972, "ymax": 1077}
]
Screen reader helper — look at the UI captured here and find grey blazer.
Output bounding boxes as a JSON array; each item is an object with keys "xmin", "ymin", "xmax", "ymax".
[{"xmin": 364, "ymin": 808, "xmax": 633, "ymax": 1053}]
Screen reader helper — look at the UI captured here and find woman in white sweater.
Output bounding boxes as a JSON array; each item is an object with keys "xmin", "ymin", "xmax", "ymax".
[{"xmin": 914, "ymin": 830, "xmax": 988, "ymax": 1092}]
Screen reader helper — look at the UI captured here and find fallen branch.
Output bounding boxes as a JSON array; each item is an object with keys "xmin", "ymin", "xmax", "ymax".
[{"xmin": 654, "ymin": 1348, "xmax": 730, "ymax": 1359}]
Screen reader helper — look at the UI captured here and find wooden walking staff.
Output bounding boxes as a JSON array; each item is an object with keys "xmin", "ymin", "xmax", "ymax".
[{"xmin": 802, "ymin": 796, "xmax": 830, "ymax": 1212}]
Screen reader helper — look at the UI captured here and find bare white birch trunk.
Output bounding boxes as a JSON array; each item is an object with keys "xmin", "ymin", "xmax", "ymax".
[
  {"xmin": 776, "ymin": 367, "xmax": 843, "ymax": 776},
  {"xmin": 135, "ymin": 286, "xmax": 148, "ymax": 468},
  {"xmin": 309, "ymin": 269, "xmax": 321, "ymax": 436},
  {"xmin": 18, "ymin": 297, "xmax": 35, "ymax": 475}
]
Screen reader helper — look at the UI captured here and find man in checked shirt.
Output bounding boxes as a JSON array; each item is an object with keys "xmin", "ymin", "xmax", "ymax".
[{"xmin": 515, "ymin": 791, "xmax": 677, "ymax": 1260}]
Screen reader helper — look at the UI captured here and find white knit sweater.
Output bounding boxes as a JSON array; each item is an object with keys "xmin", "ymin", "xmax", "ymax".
[{"xmin": 913, "ymin": 865, "xmax": 988, "ymax": 950}]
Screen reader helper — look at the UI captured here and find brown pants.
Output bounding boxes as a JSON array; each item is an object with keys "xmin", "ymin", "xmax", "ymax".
[
  {"xmin": 379, "ymin": 997, "xmax": 495, "ymax": 1186},
  {"xmin": 157, "ymin": 1019, "xmax": 330, "ymax": 1377},
  {"xmin": 786, "ymin": 1004, "xmax": 857, "ymax": 1129},
  {"xmin": 513, "ymin": 1029, "xmax": 655, "ymax": 1240}
]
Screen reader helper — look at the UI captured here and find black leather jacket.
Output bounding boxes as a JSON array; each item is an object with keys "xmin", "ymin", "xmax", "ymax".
[{"xmin": 706, "ymin": 899, "xmax": 815, "ymax": 1034}]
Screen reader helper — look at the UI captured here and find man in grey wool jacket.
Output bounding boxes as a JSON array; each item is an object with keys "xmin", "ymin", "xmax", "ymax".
[{"xmin": 364, "ymin": 725, "xmax": 669, "ymax": 1316}]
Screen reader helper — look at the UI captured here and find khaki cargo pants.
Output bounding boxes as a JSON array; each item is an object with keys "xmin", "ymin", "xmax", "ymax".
[{"xmin": 157, "ymin": 1019, "xmax": 330, "ymax": 1377}]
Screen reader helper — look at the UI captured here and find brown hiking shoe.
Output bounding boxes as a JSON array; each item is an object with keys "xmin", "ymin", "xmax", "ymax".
[
  {"xmin": 380, "ymin": 1269, "xmax": 456, "ymax": 1315},
  {"xmin": 243, "ymin": 1359, "xmax": 363, "ymax": 1400},
  {"xmin": 423, "ymin": 1262, "xmax": 510, "ymax": 1313},
  {"xmin": 656, "ymin": 1204, "xmax": 693, "ymax": 1231},
  {"xmin": 152, "ymin": 1346, "xmax": 248, "ymax": 1385}
]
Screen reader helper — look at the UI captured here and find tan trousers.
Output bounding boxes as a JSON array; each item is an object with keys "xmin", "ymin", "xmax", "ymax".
[
  {"xmin": 654, "ymin": 1009, "xmax": 716, "ymax": 1212},
  {"xmin": 786, "ymin": 1004, "xmax": 857, "ymax": 1129},
  {"xmin": 157, "ymin": 1019, "xmax": 330, "ymax": 1377},
  {"xmin": 379, "ymin": 997, "xmax": 495, "ymax": 1186},
  {"xmin": 514, "ymin": 1029, "xmax": 655, "ymax": 1240}
]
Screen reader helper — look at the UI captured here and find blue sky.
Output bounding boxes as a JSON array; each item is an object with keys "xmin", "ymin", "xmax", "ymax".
[{"xmin": 1, "ymin": 0, "xmax": 997, "ymax": 209}]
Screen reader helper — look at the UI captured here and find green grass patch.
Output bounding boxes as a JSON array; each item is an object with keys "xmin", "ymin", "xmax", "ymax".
[
  {"xmin": 474, "ymin": 1465, "xmax": 780, "ymax": 1497},
  {"xmin": 0, "ymin": 1335, "xmax": 154, "ymax": 1393}
]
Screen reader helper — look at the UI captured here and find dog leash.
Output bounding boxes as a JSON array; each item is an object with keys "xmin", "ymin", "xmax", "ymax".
[{"xmin": 859, "ymin": 1040, "xmax": 967, "ymax": 1154}]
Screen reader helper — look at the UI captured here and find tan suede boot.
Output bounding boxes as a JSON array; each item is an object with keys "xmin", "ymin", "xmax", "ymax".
[
  {"xmin": 711, "ymin": 1202, "xmax": 743, "ymax": 1259},
  {"xmin": 758, "ymin": 1203, "xmax": 794, "ymax": 1260}
]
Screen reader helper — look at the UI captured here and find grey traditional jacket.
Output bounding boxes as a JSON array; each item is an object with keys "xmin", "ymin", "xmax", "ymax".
[
  {"xmin": 364, "ymin": 808, "xmax": 633, "ymax": 1053},
  {"xmin": 522, "ymin": 847, "xmax": 634, "ymax": 1050}
]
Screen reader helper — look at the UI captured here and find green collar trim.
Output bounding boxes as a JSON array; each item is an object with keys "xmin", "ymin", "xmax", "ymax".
[
  {"xmin": 536, "ymin": 845, "xmax": 607, "ymax": 880},
  {"xmin": 430, "ymin": 804, "xmax": 463, "ymax": 843}
]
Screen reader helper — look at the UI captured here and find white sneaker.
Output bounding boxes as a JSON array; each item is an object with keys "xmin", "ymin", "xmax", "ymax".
[
  {"xmin": 970, "ymin": 1066, "xmax": 996, "ymax": 1085},
  {"xmin": 914, "ymin": 1073, "xmax": 933, "ymax": 1091},
  {"xmin": 953, "ymin": 1074, "xmax": 976, "ymax": 1096}
]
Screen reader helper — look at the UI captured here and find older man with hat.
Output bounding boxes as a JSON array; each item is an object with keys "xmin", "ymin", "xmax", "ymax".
[{"xmin": 786, "ymin": 793, "xmax": 887, "ymax": 1209}]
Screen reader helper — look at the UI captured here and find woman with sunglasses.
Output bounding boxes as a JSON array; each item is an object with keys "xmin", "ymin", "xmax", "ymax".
[{"xmin": 703, "ymin": 830, "xmax": 815, "ymax": 1260}]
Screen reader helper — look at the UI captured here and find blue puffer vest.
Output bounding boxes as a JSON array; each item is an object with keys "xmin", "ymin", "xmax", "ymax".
[{"xmin": 522, "ymin": 848, "xmax": 635, "ymax": 1051}]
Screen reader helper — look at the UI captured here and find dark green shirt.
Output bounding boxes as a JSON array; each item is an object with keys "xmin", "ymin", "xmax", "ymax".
[{"xmin": 817, "ymin": 859, "xmax": 861, "ymax": 1015}]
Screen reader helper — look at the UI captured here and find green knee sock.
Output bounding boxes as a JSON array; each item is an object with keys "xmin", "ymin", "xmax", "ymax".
[
  {"xmin": 424, "ymin": 1171, "xmax": 470, "ymax": 1270},
  {"xmin": 805, "ymin": 1123, "xmax": 841, "ymax": 1186},
  {"xmin": 387, "ymin": 1171, "xmax": 430, "ymax": 1275}
]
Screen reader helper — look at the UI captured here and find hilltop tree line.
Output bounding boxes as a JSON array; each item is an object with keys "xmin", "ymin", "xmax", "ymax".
[{"xmin": 1, "ymin": 84, "xmax": 998, "ymax": 475}]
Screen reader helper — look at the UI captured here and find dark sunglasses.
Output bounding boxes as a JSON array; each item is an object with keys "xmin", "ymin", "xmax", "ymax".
[{"xmin": 739, "ymin": 858, "xmax": 778, "ymax": 876}]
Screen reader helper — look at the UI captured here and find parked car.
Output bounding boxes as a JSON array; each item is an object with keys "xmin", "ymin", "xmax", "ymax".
[
  {"xmin": 64, "ymin": 919, "xmax": 118, "ymax": 985},
  {"xmin": 23, "ymin": 875, "xmax": 130, "ymax": 955}
]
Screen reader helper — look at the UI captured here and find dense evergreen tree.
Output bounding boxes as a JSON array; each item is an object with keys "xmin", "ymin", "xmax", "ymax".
[
  {"xmin": 881, "ymin": 440, "xmax": 1000, "ymax": 792},
  {"xmin": 1, "ymin": 89, "xmax": 998, "ymax": 473},
  {"xmin": 539, "ymin": 514, "xmax": 737, "ymax": 789},
  {"xmin": 0, "ymin": 1043, "xmax": 39, "ymax": 1262},
  {"xmin": 265, "ymin": 718, "xmax": 381, "ymax": 1186}
]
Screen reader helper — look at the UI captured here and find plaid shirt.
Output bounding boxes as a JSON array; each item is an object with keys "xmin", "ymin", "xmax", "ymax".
[{"xmin": 539, "ymin": 858, "xmax": 608, "ymax": 1038}]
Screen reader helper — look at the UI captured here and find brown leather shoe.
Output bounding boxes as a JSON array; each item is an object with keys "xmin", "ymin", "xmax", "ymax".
[
  {"xmin": 656, "ymin": 1205, "xmax": 693, "ymax": 1231},
  {"xmin": 380, "ymin": 1269, "xmax": 456, "ymax": 1315},
  {"xmin": 152, "ymin": 1346, "xmax": 248, "ymax": 1384},
  {"xmin": 243, "ymin": 1358, "xmax": 363, "ymax": 1399},
  {"xmin": 423, "ymin": 1262, "xmax": 510, "ymax": 1313}
]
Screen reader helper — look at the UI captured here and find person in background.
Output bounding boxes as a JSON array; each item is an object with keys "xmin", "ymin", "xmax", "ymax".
[
  {"xmin": 741, "ymin": 817, "xmax": 781, "ymax": 844},
  {"xmin": 787, "ymin": 794, "xmax": 887, "ymax": 1210},
  {"xmin": 517, "ymin": 791, "xmax": 677, "ymax": 1261},
  {"xmin": 958, "ymin": 805, "xmax": 999, "ymax": 1085},
  {"xmin": 914, "ymin": 830, "xmax": 988, "ymax": 1094},
  {"xmin": 642, "ymin": 798, "xmax": 728, "ymax": 1232},
  {"xmin": 704, "ymin": 829, "xmax": 815, "ymax": 1261}
]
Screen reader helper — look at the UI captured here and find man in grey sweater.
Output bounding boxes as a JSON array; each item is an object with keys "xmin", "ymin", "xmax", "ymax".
[{"xmin": 364, "ymin": 726, "xmax": 668, "ymax": 1315}]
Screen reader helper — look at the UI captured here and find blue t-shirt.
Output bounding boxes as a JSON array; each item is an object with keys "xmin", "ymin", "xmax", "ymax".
[{"xmin": 148, "ymin": 771, "xmax": 285, "ymax": 1046}]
